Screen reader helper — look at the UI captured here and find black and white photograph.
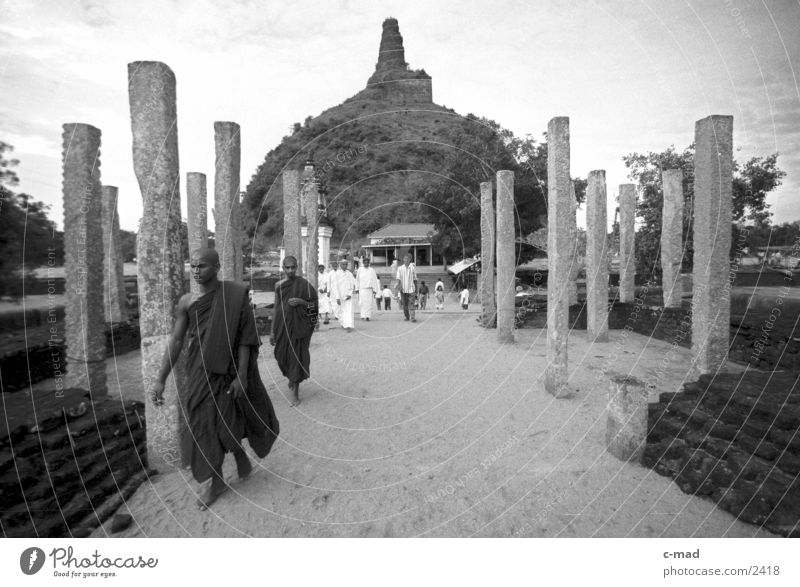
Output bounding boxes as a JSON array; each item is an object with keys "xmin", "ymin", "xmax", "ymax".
[{"xmin": 1, "ymin": 0, "xmax": 799, "ymax": 582}]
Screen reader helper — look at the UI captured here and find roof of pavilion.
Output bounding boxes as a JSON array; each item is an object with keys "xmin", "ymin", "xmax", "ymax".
[{"xmin": 367, "ymin": 223, "xmax": 436, "ymax": 239}]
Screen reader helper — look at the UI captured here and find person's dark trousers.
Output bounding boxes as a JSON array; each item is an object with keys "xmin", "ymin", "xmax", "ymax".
[
  {"xmin": 401, "ymin": 292, "xmax": 416, "ymax": 320},
  {"xmin": 376, "ymin": 298, "xmax": 382, "ymax": 311},
  {"xmin": 384, "ymin": 297, "xmax": 391, "ymax": 310}
]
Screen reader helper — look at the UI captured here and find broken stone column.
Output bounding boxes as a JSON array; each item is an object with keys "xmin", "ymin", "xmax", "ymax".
[
  {"xmin": 480, "ymin": 181, "xmax": 496, "ymax": 328},
  {"xmin": 586, "ymin": 170, "xmax": 609, "ymax": 342},
  {"xmin": 283, "ymin": 169, "xmax": 303, "ymax": 275},
  {"xmin": 545, "ymin": 117, "xmax": 572, "ymax": 397},
  {"xmin": 606, "ymin": 374, "xmax": 647, "ymax": 462},
  {"xmin": 495, "ymin": 170, "xmax": 515, "ymax": 343},
  {"xmin": 692, "ymin": 115, "xmax": 733, "ymax": 377},
  {"xmin": 187, "ymin": 172, "xmax": 208, "ymax": 252},
  {"xmin": 62, "ymin": 123, "xmax": 107, "ymax": 397},
  {"xmin": 618, "ymin": 184, "xmax": 637, "ymax": 303},
  {"xmin": 101, "ymin": 185, "xmax": 127, "ymax": 324},
  {"xmin": 661, "ymin": 169, "xmax": 684, "ymax": 308},
  {"xmin": 302, "ymin": 163, "xmax": 319, "ymax": 291},
  {"xmin": 214, "ymin": 122, "xmax": 242, "ymax": 282},
  {"xmin": 128, "ymin": 61, "xmax": 185, "ymax": 468},
  {"xmin": 187, "ymin": 172, "xmax": 208, "ymax": 295}
]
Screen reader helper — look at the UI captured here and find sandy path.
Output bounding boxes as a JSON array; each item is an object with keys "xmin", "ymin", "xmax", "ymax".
[{"xmin": 88, "ymin": 306, "xmax": 775, "ymax": 538}]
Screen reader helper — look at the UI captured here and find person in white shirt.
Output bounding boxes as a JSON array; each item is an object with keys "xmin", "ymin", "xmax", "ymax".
[
  {"xmin": 434, "ymin": 279, "xmax": 445, "ymax": 310},
  {"xmin": 317, "ymin": 264, "xmax": 331, "ymax": 324},
  {"xmin": 331, "ymin": 258, "xmax": 356, "ymax": 331},
  {"xmin": 460, "ymin": 287, "xmax": 470, "ymax": 310},
  {"xmin": 355, "ymin": 257, "xmax": 380, "ymax": 321},
  {"xmin": 326, "ymin": 261, "xmax": 340, "ymax": 321},
  {"xmin": 396, "ymin": 254, "xmax": 417, "ymax": 322}
]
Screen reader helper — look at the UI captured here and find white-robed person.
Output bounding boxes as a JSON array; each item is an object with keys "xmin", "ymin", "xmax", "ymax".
[
  {"xmin": 332, "ymin": 258, "xmax": 356, "ymax": 331},
  {"xmin": 317, "ymin": 264, "xmax": 332, "ymax": 324},
  {"xmin": 326, "ymin": 261, "xmax": 340, "ymax": 321},
  {"xmin": 355, "ymin": 257, "xmax": 380, "ymax": 321}
]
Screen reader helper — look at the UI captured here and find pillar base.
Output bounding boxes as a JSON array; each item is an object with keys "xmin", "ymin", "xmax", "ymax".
[{"xmin": 606, "ymin": 373, "xmax": 647, "ymax": 462}]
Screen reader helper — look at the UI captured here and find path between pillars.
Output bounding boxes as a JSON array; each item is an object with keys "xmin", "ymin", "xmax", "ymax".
[{"xmin": 89, "ymin": 307, "xmax": 774, "ymax": 538}]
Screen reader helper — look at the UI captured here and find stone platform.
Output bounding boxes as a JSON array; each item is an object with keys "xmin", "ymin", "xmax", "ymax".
[{"xmin": 644, "ymin": 371, "xmax": 800, "ymax": 537}]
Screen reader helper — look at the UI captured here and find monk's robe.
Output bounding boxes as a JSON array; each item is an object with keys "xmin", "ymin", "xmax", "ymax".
[
  {"xmin": 272, "ymin": 276, "xmax": 318, "ymax": 383},
  {"xmin": 185, "ymin": 281, "xmax": 279, "ymax": 483}
]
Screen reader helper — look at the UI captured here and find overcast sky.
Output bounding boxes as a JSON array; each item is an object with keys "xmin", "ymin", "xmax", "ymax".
[{"xmin": 1, "ymin": 0, "xmax": 798, "ymax": 233}]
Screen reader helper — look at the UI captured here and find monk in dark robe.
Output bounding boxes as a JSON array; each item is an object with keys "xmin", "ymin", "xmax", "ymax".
[
  {"xmin": 152, "ymin": 248, "xmax": 279, "ymax": 510},
  {"xmin": 270, "ymin": 255, "xmax": 318, "ymax": 407}
]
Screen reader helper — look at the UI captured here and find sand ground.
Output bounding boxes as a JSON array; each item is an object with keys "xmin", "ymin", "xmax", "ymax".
[{"xmin": 38, "ymin": 300, "xmax": 774, "ymax": 539}]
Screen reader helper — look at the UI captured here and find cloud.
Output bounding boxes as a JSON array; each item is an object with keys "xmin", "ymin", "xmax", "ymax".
[
  {"xmin": 79, "ymin": 0, "xmax": 114, "ymax": 27},
  {"xmin": 2, "ymin": 0, "xmax": 800, "ymax": 232}
]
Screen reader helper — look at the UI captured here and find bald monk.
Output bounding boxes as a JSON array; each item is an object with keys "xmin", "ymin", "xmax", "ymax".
[
  {"xmin": 152, "ymin": 248, "xmax": 279, "ymax": 510},
  {"xmin": 270, "ymin": 255, "xmax": 318, "ymax": 406}
]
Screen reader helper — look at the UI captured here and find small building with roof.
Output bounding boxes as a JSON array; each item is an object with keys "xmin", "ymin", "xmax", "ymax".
[{"xmin": 364, "ymin": 223, "xmax": 443, "ymax": 267}]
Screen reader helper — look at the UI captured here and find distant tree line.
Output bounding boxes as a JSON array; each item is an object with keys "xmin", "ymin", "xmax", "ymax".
[
  {"xmin": 0, "ymin": 141, "xmax": 63, "ymax": 297},
  {"xmin": 0, "ymin": 140, "xmax": 216, "ymax": 298},
  {"xmin": 623, "ymin": 146, "xmax": 786, "ymax": 277}
]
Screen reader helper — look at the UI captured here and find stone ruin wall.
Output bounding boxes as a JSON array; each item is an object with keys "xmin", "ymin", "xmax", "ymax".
[{"xmin": 378, "ymin": 78, "xmax": 433, "ymax": 104}]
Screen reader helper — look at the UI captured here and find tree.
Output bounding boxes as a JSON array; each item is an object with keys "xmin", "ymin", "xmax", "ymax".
[
  {"xmin": 119, "ymin": 229, "xmax": 137, "ymax": 263},
  {"xmin": 622, "ymin": 146, "xmax": 785, "ymax": 277},
  {"xmin": 0, "ymin": 141, "xmax": 20, "ymax": 187},
  {"xmin": 418, "ymin": 117, "xmax": 586, "ymax": 264},
  {"xmin": 1, "ymin": 143, "xmax": 63, "ymax": 297},
  {"xmin": 737, "ymin": 221, "xmax": 800, "ymax": 253}
]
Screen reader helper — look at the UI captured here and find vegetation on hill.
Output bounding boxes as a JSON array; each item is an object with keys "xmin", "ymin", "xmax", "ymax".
[{"xmin": 242, "ymin": 97, "xmax": 589, "ymax": 263}]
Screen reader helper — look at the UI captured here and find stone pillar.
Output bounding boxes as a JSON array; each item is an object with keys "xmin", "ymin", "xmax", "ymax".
[
  {"xmin": 128, "ymin": 61, "xmax": 185, "ymax": 469},
  {"xmin": 545, "ymin": 117, "xmax": 571, "ymax": 398},
  {"xmin": 101, "ymin": 185, "xmax": 127, "ymax": 324},
  {"xmin": 495, "ymin": 171, "xmax": 515, "ymax": 343},
  {"xmin": 586, "ymin": 170, "xmax": 609, "ymax": 342},
  {"xmin": 568, "ymin": 182, "xmax": 579, "ymax": 306},
  {"xmin": 618, "ymin": 184, "xmax": 637, "ymax": 303},
  {"xmin": 302, "ymin": 182, "xmax": 319, "ymax": 291},
  {"xmin": 606, "ymin": 374, "xmax": 647, "ymax": 462},
  {"xmin": 301, "ymin": 161, "xmax": 319, "ymax": 288},
  {"xmin": 187, "ymin": 172, "xmax": 208, "ymax": 253},
  {"xmin": 692, "ymin": 115, "xmax": 733, "ymax": 377},
  {"xmin": 62, "ymin": 123, "xmax": 107, "ymax": 397},
  {"xmin": 301, "ymin": 226, "xmax": 309, "ymax": 276},
  {"xmin": 480, "ymin": 181, "xmax": 496, "ymax": 328},
  {"xmin": 214, "ymin": 121, "xmax": 242, "ymax": 282},
  {"xmin": 187, "ymin": 172, "xmax": 208, "ymax": 295},
  {"xmin": 283, "ymin": 169, "xmax": 303, "ymax": 275},
  {"xmin": 318, "ymin": 225, "xmax": 333, "ymax": 268},
  {"xmin": 661, "ymin": 169, "xmax": 684, "ymax": 308}
]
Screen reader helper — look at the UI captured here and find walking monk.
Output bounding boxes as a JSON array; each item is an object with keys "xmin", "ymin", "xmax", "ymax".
[
  {"xmin": 270, "ymin": 256, "xmax": 318, "ymax": 406},
  {"xmin": 152, "ymin": 248, "xmax": 279, "ymax": 510}
]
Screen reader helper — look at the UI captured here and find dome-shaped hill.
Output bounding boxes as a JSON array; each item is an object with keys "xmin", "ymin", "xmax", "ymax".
[{"xmin": 243, "ymin": 18, "xmax": 544, "ymax": 254}]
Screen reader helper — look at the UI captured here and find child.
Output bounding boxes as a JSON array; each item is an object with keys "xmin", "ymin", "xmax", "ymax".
[
  {"xmin": 434, "ymin": 279, "xmax": 445, "ymax": 310},
  {"xmin": 382, "ymin": 285, "xmax": 393, "ymax": 311}
]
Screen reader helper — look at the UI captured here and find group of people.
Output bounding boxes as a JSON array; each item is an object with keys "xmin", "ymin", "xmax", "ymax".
[
  {"xmin": 151, "ymin": 248, "xmax": 473, "ymax": 511},
  {"xmin": 315, "ymin": 254, "xmax": 444, "ymax": 324},
  {"xmin": 315, "ymin": 257, "xmax": 378, "ymax": 330}
]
